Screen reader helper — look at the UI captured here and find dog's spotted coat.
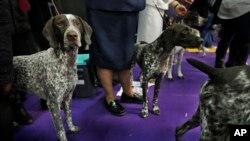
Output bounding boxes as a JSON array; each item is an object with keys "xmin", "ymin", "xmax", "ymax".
[
  {"xmin": 13, "ymin": 14, "xmax": 92, "ymax": 141},
  {"xmin": 134, "ymin": 24, "xmax": 202, "ymax": 118},
  {"xmin": 176, "ymin": 59, "xmax": 250, "ymax": 141}
]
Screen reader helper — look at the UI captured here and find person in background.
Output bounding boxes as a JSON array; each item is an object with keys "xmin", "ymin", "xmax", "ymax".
[
  {"xmin": 136, "ymin": 0, "xmax": 191, "ymax": 44},
  {"xmin": 85, "ymin": 0, "xmax": 145, "ymax": 116},
  {"xmin": 189, "ymin": 0, "xmax": 216, "ymax": 51},
  {"xmin": 215, "ymin": 0, "xmax": 250, "ymax": 67},
  {"xmin": 0, "ymin": 0, "xmax": 39, "ymax": 140}
]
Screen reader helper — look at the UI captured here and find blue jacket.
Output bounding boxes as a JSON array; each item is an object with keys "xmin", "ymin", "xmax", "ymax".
[{"xmin": 85, "ymin": 0, "xmax": 145, "ymax": 12}]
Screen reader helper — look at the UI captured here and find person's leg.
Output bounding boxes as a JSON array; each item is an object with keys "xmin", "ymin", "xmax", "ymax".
[
  {"xmin": 97, "ymin": 67, "xmax": 125, "ymax": 116},
  {"xmin": 226, "ymin": 12, "xmax": 250, "ymax": 67},
  {"xmin": 0, "ymin": 2, "xmax": 14, "ymax": 138},
  {"xmin": 119, "ymin": 69, "xmax": 143, "ymax": 104},
  {"xmin": 117, "ymin": 69, "xmax": 134, "ymax": 96},
  {"xmin": 225, "ymin": 37, "xmax": 238, "ymax": 67},
  {"xmin": 11, "ymin": 31, "xmax": 37, "ymax": 125},
  {"xmin": 0, "ymin": 83, "xmax": 14, "ymax": 141},
  {"xmin": 234, "ymin": 43, "xmax": 250, "ymax": 66},
  {"xmin": 214, "ymin": 23, "xmax": 234, "ymax": 68},
  {"xmin": 97, "ymin": 68, "xmax": 115, "ymax": 103}
]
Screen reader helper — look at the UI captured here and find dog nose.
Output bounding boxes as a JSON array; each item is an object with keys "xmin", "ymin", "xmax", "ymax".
[
  {"xmin": 198, "ymin": 39, "xmax": 204, "ymax": 45},
  {"xmin": 67, "ymin": 31, "xmax": 78, "ymax": 41}
]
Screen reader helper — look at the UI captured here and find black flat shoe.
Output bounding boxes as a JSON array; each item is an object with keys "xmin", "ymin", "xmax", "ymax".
[
  {"xmin": 13, "ymin": 103, "xmax": 33, "ymax": 126},
  {"xmin": 105, "ymin": 100, "xmax": 125, "ymax": 116},
  {"xmin": 120, "ymin": 92, "xmax": 143, "ymax": 104}
]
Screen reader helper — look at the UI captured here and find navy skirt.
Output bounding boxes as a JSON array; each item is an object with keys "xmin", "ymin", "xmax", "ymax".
[{"xmin": 87, "ymin": 9, "xmax": 138, "ymax": 70}]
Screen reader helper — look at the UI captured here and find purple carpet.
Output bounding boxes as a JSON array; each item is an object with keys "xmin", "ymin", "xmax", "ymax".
[{"xmin": 13, "ymin": 52, "xmax": 222, "ymax": 141}]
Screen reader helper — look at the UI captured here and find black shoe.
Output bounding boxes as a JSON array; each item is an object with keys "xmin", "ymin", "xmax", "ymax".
[
  {"xmin": 120, "ymin": 93, "xmax": 143, "ymax": 104},
  {"xmin": 13, "ymin": 103, "xmax": 33, "ymax": 125},
  {"xmin": 104, "ymin": 100, "xmax": 125, "ymax": 116},
  {"xmin": 40, "ymin": 99, "xmax": 48, "ymax": 110}
]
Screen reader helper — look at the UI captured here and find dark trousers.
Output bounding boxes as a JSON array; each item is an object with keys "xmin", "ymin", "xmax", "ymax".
[
  {"xmin": 226, "ymin": 12, "xmax": 250, "ymax": 67},
  {"xmin": 0, "ymin": 1, "xmax": 14, "ymax": 139},
  {"xmin": 214, "ymin": 21, "xmax": 234, "ymax": 67},
  {"xmin": 215, "ymin": 12, "xmax": 250, "ymax": 67}
]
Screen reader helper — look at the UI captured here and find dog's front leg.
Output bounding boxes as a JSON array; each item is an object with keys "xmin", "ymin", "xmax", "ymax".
[
  {"xmin": 62, "ymin": 92, "xmax": 80, "ymax": 132},
  {"xmin": 175, "ymin": 107, "xmax": 200, "ymax": 141},
  {"xmin": 152, "ymin": 75, "xmax": 163, "ymax": 115},
  {"xmin": 141, "ymin": 81, "xmax": 149, "ymax": 118},
  {"xmin": 47, "ymin": 100, "xmax": 68, "ymax": 141},
  {"xmin": 177, "ymin": 49, "xmax": 185, "ymax": 79}
]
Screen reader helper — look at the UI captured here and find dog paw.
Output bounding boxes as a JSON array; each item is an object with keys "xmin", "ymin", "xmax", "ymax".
[
  {"xmin": 141, "ymin": 110, "xmax": 148, "ymax": 118},
  {"xmin": 69, "ymin": 126, "xmax": 80, "ymax": 132},
  {"xmin": 167, "ymin": 78, "xmax": 174, "ymax": 81},
  {"xmin": 153, "ymin": 106, "xmax": 160, "ymax": 115},
  {"xmin": 177, "ymin": 76, "xmax": 184, "ymax": 80}
]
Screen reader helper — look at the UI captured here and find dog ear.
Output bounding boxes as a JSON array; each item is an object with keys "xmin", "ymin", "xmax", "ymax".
[
  {"xmin": 78, "ymin": 17, "xmax": 92, "ymax": 46},
  {"xmin": 42, "ymin": 16, "xmax": 59, "ymax": 48},
  {"xmin": 186, "ymin": 58, "xmax": 217, "ymax": 77}
]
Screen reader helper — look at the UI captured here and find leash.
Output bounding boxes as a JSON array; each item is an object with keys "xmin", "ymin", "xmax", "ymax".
[
  {"xmin": 153, "ymin": 1, "xmax": 169, "ymax": 27},
  {"xmin": 50, "ymin": 0, "xmax": 60, "ymax": 15},
  {"xmin": 153, "ymin": 1, "xmax": 177, "ymax": 58}
]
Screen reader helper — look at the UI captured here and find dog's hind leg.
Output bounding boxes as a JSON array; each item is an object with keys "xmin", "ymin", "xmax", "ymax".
[
  {"xmin": 47, "ymin": 100, "xmax": 68, "ymax": 141},
  {"xmin": 62, "ymin": 92, "xmax": 80, "ymax": 132},
  {"xmin": 141, "ymin": 79, "xmax": 149, "ymax": 118},
  {"xmin": 167, "ymin": 54, "xmax": 174, "ymax": 81},
  {"xmin": 152, "ymin": 75, "xmax": 164, "ymax": 115},
  {"xmin": 175, "ymin": 107, "xmax": 200, "ymax": 141},
  {"xmin": 177, "ymin": 48, "xmax": 185, "ymax": 80}
]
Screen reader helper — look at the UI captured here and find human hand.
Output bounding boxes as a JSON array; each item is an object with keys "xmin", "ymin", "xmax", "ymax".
[
  {"xmin": 175, "ymin": 4, "xmax": 187, "ymax": 16},
  {"xmin": 183, "ymin": 0, "xmax": 194, "ymax": 4}
]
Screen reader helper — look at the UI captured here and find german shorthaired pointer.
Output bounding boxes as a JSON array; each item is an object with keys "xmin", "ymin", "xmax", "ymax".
[
  {"xmin": 182, "ymin": 11, "xmax": 207, "ymax": 56},
  {"xmin": 166, "ymin": 11, "xmax": 205, "ymax": 81},
  {"xmin": 13, "ymin": 14, "xmax": 92, "ymax": 141},
  {"xmin": 176, "ymin": 58, "xmax": 250, "ymax": 141},
  {"xmin": 134, "ymin": 24, "xmax": 202, "ymax": 118},
  {"xmin": 167, "ymin": 46, "xmax": 185, "ymax": 81}
]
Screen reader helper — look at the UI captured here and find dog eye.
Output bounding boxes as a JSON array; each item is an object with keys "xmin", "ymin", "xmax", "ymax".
[
  {"xmin": 182, "ymin": 28, "xmax": 189, "ymax": 34},
  {"xmin": 56, "ymin": 21, "xmax": 66, "ymax": 28},
  {"xmin": 74, "ymin": 20, "xmax": 81, "ymax": 27}
]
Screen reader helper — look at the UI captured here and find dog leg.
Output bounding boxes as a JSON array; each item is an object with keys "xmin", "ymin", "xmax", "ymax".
[
  {"xmin": 175, "ymin": 107, "xmax": 200, "ymax": 141},
  {"xmin": 62, "ymin": 92, "xmax": 80, "ymax": 132},
  {"xmin": 141, "ymin": 80, "xmax": 149, "ymax": 118},
  {"xmin": 199, "ymin": 45, "xmax": 206, "ymax": 57},
  {"xmin": 167, "ymin": 54, "xmax": 174, "ymax": 81},
  {"xmin": 177, "ymin": 49, "xmax": 184, "ymax": 79},
  {"xmin": 47, "ymin": 100, "xmax": 68, "ymax": 141},
  {"xmin": 152, "ymin": 75, "xmax": 163, "ymax": 115}
]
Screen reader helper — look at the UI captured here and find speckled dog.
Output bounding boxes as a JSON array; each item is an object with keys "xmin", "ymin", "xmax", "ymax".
[
  {"xmin": 13, "ymin": 14, "xmax": 92, "ymax": 141},
  {"xmin": 134, "ymin": 24, "xmax": 202, "ymax": 118},
  {"xmin": 176, "ymin": 58, "xmax": 250, "ymax": 141}
]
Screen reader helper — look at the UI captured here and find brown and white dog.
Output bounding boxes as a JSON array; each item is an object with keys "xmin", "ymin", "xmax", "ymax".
[
  {"xmin": 13, "ymin": 14, "xmax": 92, "ymax": 141},
  {"xmin": 134, "ymin": 24, "xmax": 202, "ymax": 118},
  {"xmin": 166, "ymin": 11, "xmax": 206, "ymax": 81}
]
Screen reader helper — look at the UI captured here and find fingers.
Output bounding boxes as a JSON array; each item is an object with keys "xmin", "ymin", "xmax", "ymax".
[{"xmin": 176, "ymin": 5, "xmax": 187, "ymax": 16}]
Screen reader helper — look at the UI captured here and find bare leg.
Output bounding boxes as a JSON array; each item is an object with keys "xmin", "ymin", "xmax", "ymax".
[
  {"xmin": 117, "ymin": 69, "xmax": 134, "ymax": 96},
  {"xmin": 97, "ymin": 67, "xmax": 115, "ymax": 104}
]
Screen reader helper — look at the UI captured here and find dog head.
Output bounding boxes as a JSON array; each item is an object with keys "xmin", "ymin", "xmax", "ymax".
[
  {"xmin": 160, "ymin": 23, "xmax": 202, "ymax": 51},
  {"xmin": 42, "ymin": 14, "xmax": 92, "ymax": 55},
  {"xmin": 186, "ymin": 58, "xmax": 250, "ymax": 84},
  {"xmin": 182, "ymin": 11, "xmax": 207, "ymax": 28}
]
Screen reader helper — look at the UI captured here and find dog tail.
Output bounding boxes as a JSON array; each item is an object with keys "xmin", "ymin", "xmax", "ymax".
[{"xmin": 186, "ymin": 58, "xmax": 217, "ymax": 77}]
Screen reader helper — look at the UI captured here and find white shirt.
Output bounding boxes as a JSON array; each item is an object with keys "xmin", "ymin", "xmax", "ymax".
[
  {"xmin": 218, "ymin": 0, "xmax": 250, "ymax": 19},
  {"xmin": 146, "ymin": 0, "xmax": 173, "ymax": 10}
]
